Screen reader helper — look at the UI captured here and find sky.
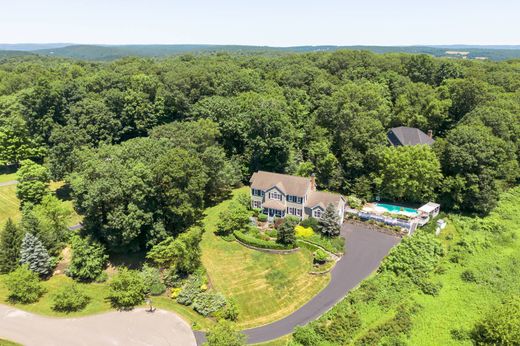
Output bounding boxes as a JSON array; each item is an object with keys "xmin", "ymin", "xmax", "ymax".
[{"xmin": 0, "ymin": 0, "xmax": 519, "ymax": 46}]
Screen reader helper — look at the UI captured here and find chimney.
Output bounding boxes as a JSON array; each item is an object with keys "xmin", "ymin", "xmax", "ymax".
[
  {"xmin": 427, "ymin": 129, "xmax": 433, "ymax": 139},
  {"xmin": 310, "ymin": 173, "xmax": 316, "ymax": 191}
]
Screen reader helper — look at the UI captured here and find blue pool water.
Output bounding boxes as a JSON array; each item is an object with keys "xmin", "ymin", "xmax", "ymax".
[{"xmin": 376, "ymin": 203, "xmax": 418, "ymax": 215}]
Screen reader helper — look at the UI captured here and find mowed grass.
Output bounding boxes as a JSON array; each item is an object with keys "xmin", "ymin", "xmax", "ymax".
[
  {"xmin": 0, "ymin": 173, "xmax": 16, "ymax": 183},
  {"xmin": 0, "ymin": 339, "xmax": 22, "ymax": 346},
  {"xmin": 201, "ymin": 187, "xmax": 330, "ymax": 328},
  {"xmin": 0, "ymin": 176, "xmax": 82, "ymax": 228},
  {"xmin": 0, "ymin": 274, "xmax": 111, "ymax": 317},
  {"xmin": 0, "ymin": 185, "xmax": 20, "ymax": 227}
]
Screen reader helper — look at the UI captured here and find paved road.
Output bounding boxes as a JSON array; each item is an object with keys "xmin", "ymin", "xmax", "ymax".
[
  {"xmin": 0, "ymin": 180, "xmax": 17, "ymax": 187},
  {"xmin": 0, "ymin": 306, "xmax": 197, "ymax": 346},
  {"xmin": 195, "ymin": 223, "xmax": 401, "ymax": 345}
]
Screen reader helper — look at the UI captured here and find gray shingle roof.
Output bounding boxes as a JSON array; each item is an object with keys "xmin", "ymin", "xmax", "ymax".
[
  {"xmin": 387, "ymin": 126, "xmax": 435, "ymax": 146},
  {"xmin": 306, "ymin": 190, "xmax": 344, "ymax": 209},
  {"xmin": 250, "ymin": 171, "xmax": 310, "ymax": 197}
]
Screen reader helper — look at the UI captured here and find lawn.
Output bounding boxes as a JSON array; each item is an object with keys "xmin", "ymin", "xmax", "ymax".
[
  {"xmin": 0, "ymin": 176, "xmax": 82, "ymax": 228},
  {"xmin": 201, "ymin": 187, "xmax": 330, "ymax": 328},
  {"xmin": 0, "ymin": 173, "xmax": 16, "ymax": 183},
  {"xmin": 0, "ymin": 185, "xmax": 20, "ymax": 227},
  {"xmin": 0, "ymin": 339, "xmax": 21, "ymax": 346}
]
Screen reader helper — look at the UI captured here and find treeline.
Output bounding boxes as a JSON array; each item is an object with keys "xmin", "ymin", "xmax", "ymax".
[{"xmin": 0, "ymin": 51, "xmax": 519, "ymax": 249}]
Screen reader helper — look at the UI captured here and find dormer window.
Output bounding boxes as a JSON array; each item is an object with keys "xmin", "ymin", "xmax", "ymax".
[{"xmin": 269, "ymin": 191, "xmax": 282, "ymax": 201}]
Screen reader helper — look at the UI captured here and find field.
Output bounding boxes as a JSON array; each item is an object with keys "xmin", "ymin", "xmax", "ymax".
[
  {"xmin": 0, "ymin": 173, "xmax": 16, "ymax": 183},
  {"xmin": 201, "ymin": 187, "xmax": 330, "ymax": 328}
]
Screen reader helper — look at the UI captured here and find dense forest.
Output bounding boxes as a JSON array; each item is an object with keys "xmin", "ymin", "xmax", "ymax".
[{"xmin": 0, "ymin": 51, "xmax": 519, "ymax": 252}]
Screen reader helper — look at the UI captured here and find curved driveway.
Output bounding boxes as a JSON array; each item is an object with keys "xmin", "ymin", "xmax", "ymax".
[
  {"xmin": 0, "ymin": 306, "xmax": 197, "ymax": 346},
  {"xmin": 195, "ymin": 223, "xmax": 401, "ymax": 345}
]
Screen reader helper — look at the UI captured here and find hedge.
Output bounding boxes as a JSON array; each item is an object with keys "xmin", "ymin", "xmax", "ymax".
[{"xmin": 234, "ymin": 230, "xmax": 296, "ymax": 250}]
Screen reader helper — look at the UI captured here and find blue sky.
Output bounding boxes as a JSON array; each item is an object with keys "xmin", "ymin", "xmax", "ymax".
[{"xmin": 1, "ymin": 0, "xmax": 518, "ymax": 45}]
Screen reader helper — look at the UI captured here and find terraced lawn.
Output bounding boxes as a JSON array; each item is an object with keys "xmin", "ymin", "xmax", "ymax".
[
  {"xmin": 201, "ymin": 187, "xmax": 330, "ymax": 329},
  {"xmin": 0, "ymin": 173, "xmax": 16, "ymax": 183}
]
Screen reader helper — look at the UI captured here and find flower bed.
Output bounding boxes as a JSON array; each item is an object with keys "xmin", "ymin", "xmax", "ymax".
[{"xmin": 234, "ymin": 230, "xmax": 297, "ymax": 251}]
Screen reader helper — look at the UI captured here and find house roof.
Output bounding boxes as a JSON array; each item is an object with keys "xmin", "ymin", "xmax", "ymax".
[
  {"xmin": 418, "ymin": 202, "xmax": 440, "ymax": 213},
  {"xmin": 387, "ymin": 126, "xmax": 435, "ymax": 146},
  {"xmin": 262, "ymin": 199, "xmax": 286, "ymax": 210},
  {"xmin": 250, "ymin": 171, "xmax": 311, "ymax": 197},
  {"xmin": 306, "ymin": 190, "xmax": 344, "ymax": 210}
]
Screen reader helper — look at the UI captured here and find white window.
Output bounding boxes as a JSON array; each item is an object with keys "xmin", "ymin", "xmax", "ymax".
[
  {"xmin": 313, "ymin": 208, "xmax": 323, "ymax": 218},
  {"xmin": 287, "ymin": 195, "xmax": 303, "ymax": 204},
  {"xmin": 269, "ymin": 190, "xmax": 282, "ymax": 201},
  {"xmin": 252, "ymin": 189, "xmax": 264, "ymax": 197},
  {"xmin": 253, "ymin": 200, "xmax": 262, "ymax": 208}
]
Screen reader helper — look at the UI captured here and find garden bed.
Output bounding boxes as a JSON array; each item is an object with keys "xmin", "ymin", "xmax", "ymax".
[
  {"xmin": 345, "ymin": 218, "xmax": 407, "ymax": 237},
  {"xmin": 234, "ymin": 230, "xmax": 298, "ymax": 252}
]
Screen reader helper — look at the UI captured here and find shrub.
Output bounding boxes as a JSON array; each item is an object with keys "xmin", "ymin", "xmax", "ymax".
[
  {"xmin": 205, "ymin": 320, "xmax": 246, "ymax": 346},
  {"xmin": 258, "ymin": 213, "xmax": 268, "ymax": 222},
  {"xmin": 318, "ymin": 204, "xmax": 341, "ymax": 237},
  {"xmin": 346, "ymin": 195, "xmax": 363, "ymax": 210},
  {"xmin": 301, "ymin": 217, "xmax": 319, "ymax": 231},
  {"xmin": 293, "ymin": 326, "xmax": 324, "ymax": 346},
  {"xmin": 4, "ymin": 265, "xmax": 45, "ymax": 303},
  {"xmin": 170, "ymin": 287, "xmax": 182, "ymax": 299},
  {"xmin": 471, "ymin": 296, "xmax": 520, "ymax": 345},
  {"xmin": 460, "ymin": 270, "xmax": 477, "ymax": 282},
  {"xmin": 140, "ymin": 264, "xmax": 166, "ymax": 296},
  {"xmin": 193, "ymin": 292, "xmax": 227, "ymax": 316},
  {"xmin": 234, "ymin": 230, "xmax": 295, "ymax": 250},
  {"xmin": 67, "ymin": 235, "xmax": 108, "ymax": 282},
  {"xmin": 163, "ymin": 267, "xmax": 186, "ymax": 288},
  {"xmin": 108, "ymin": 268, "xmax": 146, "ymax": 309},
  {"xmin": 265, "ymin": 228, "xmax": 278, "ymax": 238},
  {"xmin": 295, "ymin": 225, "xmax": 315, "ymax": 238},
  {"xmin": 314, "ymin": 249, "xmax": 329, "ymax": 263},
  {"xmin": 216, "ymin": 202, "xmax": 250, "ymax": 236},
  {"xmin": 52, "ymin": 283, "xmax": 90, "ymax": 312},
  {"xmin": 418, "ymin": 280, "xmax": 442, "ymax": 296},
  {"xmin": 95, "ymin": 272, "xmax": 108, "ymax": 283},
  {"xmin": 177, "ymin": 275, "xmax": 204, "ymax": 305},
  {"xmin": 252, "ymin": 208, "xmax": 262, "ymax": 217},
  {"xmin": 218, "ymin": 298, "xmax": 239, "ymax": 321}
]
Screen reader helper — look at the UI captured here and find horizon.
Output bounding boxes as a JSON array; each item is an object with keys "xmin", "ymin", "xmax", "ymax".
[{"xmin": 1, "ymin": 0, "xmax": 519, "ymax": 46}]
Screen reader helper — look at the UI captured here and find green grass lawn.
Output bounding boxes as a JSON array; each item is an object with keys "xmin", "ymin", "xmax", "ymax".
[
  {"xmin": 0, "ymin": 185, "xmax": 20, "ymax": 227},
  {"xmin": 0, "ymin": 173, "xmax": 16, "ymax": 183},
  {"xmin": 0, "ymin": 177, "xmax": 82, "ymax": 228},
  {"xmin": 201, "ymin": 188, "xmax": 330, "ymax": 328},
  {"xmin": 0, "ymin": 339, "xmax": 22, "ymax": 346}
]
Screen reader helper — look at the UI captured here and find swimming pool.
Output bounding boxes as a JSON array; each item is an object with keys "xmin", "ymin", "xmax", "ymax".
[{"xmin": 375, "ymin": 203, "xmax": 418, "ymax": 216}]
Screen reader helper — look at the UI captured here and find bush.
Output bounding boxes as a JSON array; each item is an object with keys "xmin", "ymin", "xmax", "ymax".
[
  {"xmin": 140, "ymin": 264, "xmax": 166, "ymax": 296},
  {"xmin": 193, "ymin": 292, "xmax": 227, "ymax": 316},
  {"xmin": 218, "ymin": 298, "xmax": 239, "ymax": 321},
  {"xmin": 67, "ymin": 235, "xmax": 108, "ymax": 282},
  {"xmin": 234, "ymin": 230, "xmax": 296, "ymax": 250},
  {"xmin": 471, "ymin": 296, "xmax": 520, "ymax": 345},
  {"xmin": 460, "ymin": 270, "xmax": 477, "ymax": 282},
  {"xmin": 265, "ymin": 228, "xmax": 278, "ymax": 238},
  {"xmin": 257, "ymin": 213, "xmax": 268, "ymax": 222},
  {"xmin": 346, "ymin": 195, "xmax": 363, "ymax": 210},
  {"xmin": 52, "ymin": 283, "xmax": 90, "ymax": 312},
  {"xmin": 177, "ymin": 275, "xmax": 204, "ymax": 305},
  {"xmin": 418, "ymin": 280, "xmax": 442, "ymax": 296},
  {"xmin": 303, "ymin": 234, "xmax": 345, "ymax": 254},
  {"xmin": 216, "ymin": 202, "xmax": 250, "ymax": 236},
  {"xmin": 108, "ymin": 268, "xmax": 146, "ymax": 309},
  {"xmin": 205, "ymin": 320, "xmax": 246, "ymax": 346},
  {"xmin": 252, "ymin": 208, "xmax": 262, "ymax": 217},
  {"xmin": 295, "ymin": 225, "xmax": 315, "ymax": 238},
  {"xmin": 293, "ymin": 326, "xmax": 324, "ymax": 346},
  {"xmin": 301, "ymin": 217, "xmax": 319, "ymax": 231},
  {"xmin": 314, "ymin": 249, "xmax": 329, "ymax": 263},
  {"xmin": 4, "ymin": 265, "xmax": 45, "ymax": 303},
  {"xmin": 277, "ymin": 218, "xmax": 297, "ymax": 246},
  {"xmin": 163, "ymin": 267, "xmax": 186, "ymax": 288}
]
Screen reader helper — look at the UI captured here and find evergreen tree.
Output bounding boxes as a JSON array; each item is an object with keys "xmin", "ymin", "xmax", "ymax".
[
  {"xmin": 277, "ymin": 218, "xmax": 297, "ymax": 246},
  {"xmin": 318, "ymin": 203, "xmax": 341, "ymax": 237},
  {"xmin": 0, "ymin": 218, "xmax": 24, "ymax": 273},
  {"xmin": 19, "ymin": 232, "xmax": 51, "ymax": 277}
]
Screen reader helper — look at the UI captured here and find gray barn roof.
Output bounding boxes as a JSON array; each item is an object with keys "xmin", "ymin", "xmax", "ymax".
[{"xmin": 387, "ymin": 126, "xmax": 435, "ymax": 146}]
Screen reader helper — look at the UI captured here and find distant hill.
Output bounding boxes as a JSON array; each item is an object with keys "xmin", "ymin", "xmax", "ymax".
[
  {"xmin": 1, "ymin": 44, "xmax": 520, "ymax": 61},
  {"xmin": 0, "ymin": 43, "xmax": 71, "ymax": 51}
]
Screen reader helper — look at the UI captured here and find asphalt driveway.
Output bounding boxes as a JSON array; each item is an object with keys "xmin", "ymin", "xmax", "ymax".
[
  {"xmin": 0, "ymin": 306, "xmax": 197, "ymax": 346},
  {"xmin": 195, "ymin": 223, "xmax": 401, "ymax": 344}
]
